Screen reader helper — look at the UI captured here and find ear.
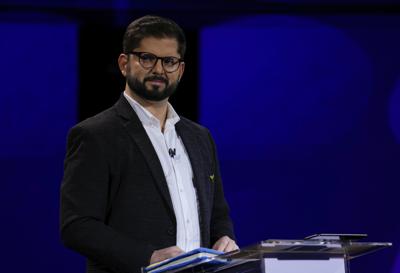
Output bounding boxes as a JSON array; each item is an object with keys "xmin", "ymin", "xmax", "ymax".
[
  {"xmin": 178, "ymin": 62, "xmax": 185, "ymax": 81},
  {"xmin": 118, "ymin": 54, "xmax": 128, "ymax": 77}
]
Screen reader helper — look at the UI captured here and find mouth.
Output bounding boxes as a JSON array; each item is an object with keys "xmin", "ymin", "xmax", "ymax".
[
  {"xmin": 147, "ymin": 80, "xmax": 166, "ymax": 87},
  {"xmin": 145, "ymin": 76, "xmax": 168, "ymax": 87}
]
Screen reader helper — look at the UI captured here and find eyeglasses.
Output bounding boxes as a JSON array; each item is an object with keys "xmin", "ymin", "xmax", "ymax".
[{"xmin": 127, "ymin": 51, "xmax": 183, "ymax": 73}]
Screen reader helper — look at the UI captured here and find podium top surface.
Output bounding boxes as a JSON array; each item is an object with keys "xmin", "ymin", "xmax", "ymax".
[
  {"xmin": 151, "ymin": 237, "xmax": 391, "ymax": 273},
  {"xmin": 221, "ymin": 239, "xmax": 392, "ymax": 260}
]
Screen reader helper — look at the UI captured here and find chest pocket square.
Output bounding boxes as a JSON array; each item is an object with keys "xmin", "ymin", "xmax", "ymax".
[{"xmin": 209, "ymin": 174, "xmax": 215, "ymax": 182}]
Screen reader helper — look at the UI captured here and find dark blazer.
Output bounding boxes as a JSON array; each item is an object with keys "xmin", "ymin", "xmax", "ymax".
[{"xmin": 60, "ymin": 95, "xmax": 235, "ymax": 273}]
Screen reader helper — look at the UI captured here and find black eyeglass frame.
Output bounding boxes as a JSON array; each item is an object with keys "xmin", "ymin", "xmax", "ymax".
[{"xmin": 126, "ymin": 51, "xmax": 184, "ymax": 73}]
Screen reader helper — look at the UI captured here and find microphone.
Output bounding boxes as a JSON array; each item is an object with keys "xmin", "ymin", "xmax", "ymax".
[{"xmin": 168, "ymin": 148, "xmax": 176, "ymax": 158}]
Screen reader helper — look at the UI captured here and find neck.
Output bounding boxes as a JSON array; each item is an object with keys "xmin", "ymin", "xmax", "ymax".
[{"xmin": 126, "ymin": 88, "xmax": 169, "ymax": 130}]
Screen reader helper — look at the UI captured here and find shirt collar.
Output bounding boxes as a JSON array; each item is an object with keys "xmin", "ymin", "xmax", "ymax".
[{"xmin": 123, "ymin": 91, "xmax": 180, "ymax": 130}]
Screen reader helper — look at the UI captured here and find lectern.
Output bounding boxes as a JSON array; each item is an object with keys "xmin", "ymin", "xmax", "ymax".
[{"xmin": 162, "ymin": 234, "xmax": 391, "ymax": 273}]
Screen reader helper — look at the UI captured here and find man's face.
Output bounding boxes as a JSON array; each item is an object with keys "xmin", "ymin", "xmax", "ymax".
[{"xmin": 123, "ymin": 37, "xmax": 185, "ymax": 102}]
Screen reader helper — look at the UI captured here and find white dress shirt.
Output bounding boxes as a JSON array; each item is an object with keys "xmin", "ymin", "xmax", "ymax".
[{"xmin": 123, "ymin": 91, "xmax": 201, "ymax": 251}]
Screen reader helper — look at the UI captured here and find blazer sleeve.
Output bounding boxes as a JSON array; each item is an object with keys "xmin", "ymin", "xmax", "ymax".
[
  {"xmin": 206, "ymin": 130, "xmax": 236, "ymax": 245},
  {"xmin": 60, "ymin": 125, "xmax": 154, "ymax": 273}
]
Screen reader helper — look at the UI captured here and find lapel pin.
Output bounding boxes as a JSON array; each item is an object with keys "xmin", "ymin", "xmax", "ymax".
[{"xmin": 209, "ymin": 174, "xmax": 215, "ymax": 182}]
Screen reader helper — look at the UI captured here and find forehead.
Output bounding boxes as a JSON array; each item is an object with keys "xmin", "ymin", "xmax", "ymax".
[{"xmin": 136, "ymin": 37, "xmax": 180, "ymax": 57}]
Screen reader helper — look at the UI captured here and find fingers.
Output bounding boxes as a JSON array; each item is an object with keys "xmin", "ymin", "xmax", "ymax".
[
  {"xmin": 165, "ymin": 246, "xmax": 184, "ymax": 258},
  {"xmin": 213, "ymin": 238, "xmax": 228, "ymax": 252},
  {"xmin": 150, "ymin": 237, "xmax": 239, "ymax": 266},
  {"xmin": 225, "ymin": 239, "xmax": 239, "ymax": 252},
  {"xmin": 212, "ymin": 236, "xmax": 239, "ymax": 252},
  {"xmin": 150, "ymin": 246, "xmax": 184, "ymax": 264}
]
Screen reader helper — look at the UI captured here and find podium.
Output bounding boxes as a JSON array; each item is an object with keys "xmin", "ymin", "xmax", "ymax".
[{"xmin": 162, "ymin": 234, "xmax": 391, "ymax": 273}]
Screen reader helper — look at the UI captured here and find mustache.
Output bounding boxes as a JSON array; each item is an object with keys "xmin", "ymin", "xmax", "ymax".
[{"xmin": 144, "ymin": 75, "xmax": 168, "ymax": 85}]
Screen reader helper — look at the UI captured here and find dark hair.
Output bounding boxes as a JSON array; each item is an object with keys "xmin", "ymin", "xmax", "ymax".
[{"xmin": 123, "ymin": 15, "xmax": 186, "ymax": 58}]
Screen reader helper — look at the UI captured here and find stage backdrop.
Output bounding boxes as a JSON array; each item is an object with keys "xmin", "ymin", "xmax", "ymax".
[
  {"xmin": 0, "ymin": 18, "xmax": 83, "ymax": 272},
  {"xmin": 200, "ymin": 14, "xmax": 400, "ymax": 273},
  {"xmin": 0, "ymin": 11, "xmax": 399, "ymax": 273}
]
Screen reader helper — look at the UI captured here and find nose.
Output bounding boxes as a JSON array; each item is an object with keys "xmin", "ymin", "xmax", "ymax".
[{"xmin": 152, "ymin": 58, "xmax": 164, "ymax": 74}]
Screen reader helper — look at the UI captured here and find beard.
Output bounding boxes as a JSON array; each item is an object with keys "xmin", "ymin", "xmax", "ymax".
[{"xmin": 126, "ymin": 73, "xmax": 179, "ymax": 102}]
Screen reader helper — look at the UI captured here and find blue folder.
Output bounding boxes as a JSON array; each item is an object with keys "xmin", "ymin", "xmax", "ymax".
[{"xmin": 145, "ymin": 248, "xmax": 226, "ymax": 273}]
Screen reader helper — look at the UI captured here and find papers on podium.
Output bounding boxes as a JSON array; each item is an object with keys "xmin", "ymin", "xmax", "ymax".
[{"xmin": 145, "ymin": 248, "xmax": 225, "ymax": 273}]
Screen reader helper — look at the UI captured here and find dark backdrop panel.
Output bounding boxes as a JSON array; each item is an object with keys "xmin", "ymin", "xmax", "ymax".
[
  {"xmin": 0, "ymin": 18, "xmax": 84, "ymax": 272},
  {"xmin": 199, "ymin": 14, "xmax": 400, "ymax": 273}
]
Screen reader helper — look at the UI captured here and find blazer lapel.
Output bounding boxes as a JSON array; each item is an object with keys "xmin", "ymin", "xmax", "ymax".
[
  {"xmin": 114, "ymin": 96, "xmax": 175, "ymax": 219},
  {"xmin": 175, "ymin": 120, "xmax": 210, "ymax": 243}
]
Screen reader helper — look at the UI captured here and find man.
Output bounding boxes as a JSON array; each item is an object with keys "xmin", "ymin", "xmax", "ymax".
[{"xmin": 60, "ymin": 15, "xmax": 237, "ymax": 273}]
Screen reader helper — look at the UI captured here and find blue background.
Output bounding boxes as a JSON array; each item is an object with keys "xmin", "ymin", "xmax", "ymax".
[
  {"xmin": 200, "ymin": 15, "xmax": 400, "ymax": 273},
  {"xmin": 0, "ymin": 2, "xmax": 399, "ymax": 273}
]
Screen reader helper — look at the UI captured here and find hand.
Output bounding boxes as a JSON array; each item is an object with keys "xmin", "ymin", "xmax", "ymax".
[
  {"xmin": 150, "ymin": 246, "xmax": 184, "ymax": 265},
  {"xmin": 212, "ymin": 236, "xmax": 239, "ymax": 252}
]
